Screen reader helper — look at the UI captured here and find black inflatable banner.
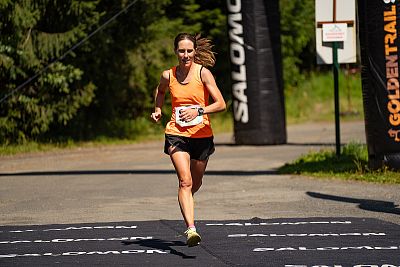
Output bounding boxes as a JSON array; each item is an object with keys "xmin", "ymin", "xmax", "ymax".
[
  {"xmin": 358, "ymin": 0, "xmax": 400, "ymax": 168},
  {"xmin": 226, "ymin": 0, "xmax": 286, "ymax": 145}
]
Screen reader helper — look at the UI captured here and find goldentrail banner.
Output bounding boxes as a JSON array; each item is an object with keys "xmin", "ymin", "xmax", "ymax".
[
  {"xmin": 358, "ymin": 0, "xmax": 400, "ymax": 168},
  {"xmin": 226, "ymin": 0, "xmax": 286, "ymax": 145}
]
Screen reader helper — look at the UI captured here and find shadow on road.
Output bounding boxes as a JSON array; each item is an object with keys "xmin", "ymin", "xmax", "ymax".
[
  {"xmin": 0, "ymin": 169, "xmax": 278, "ymax": 177},
  {"xmin": 122, "ymin": 239, "xmax": 196, "ymax": 259},
  {"xmin": 215, "ymin": 142, "xmax": 355, "ymax": 147},
  {"xmin": 307, "ymin": 191, "xmax": 400, "ymax": 215}
]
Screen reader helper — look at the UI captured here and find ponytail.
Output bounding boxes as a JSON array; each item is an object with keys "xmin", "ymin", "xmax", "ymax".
[
  {"xmin": 194, "ymin": 34, "xmax": 216, "ymax": 68},
  {"xmin": 174, "ymin": 33, "xmax": 216, "ymax": 68}
]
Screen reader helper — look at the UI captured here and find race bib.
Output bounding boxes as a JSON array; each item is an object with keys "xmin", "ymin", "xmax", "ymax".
[{"xmin": 175, "ymin": 105, "xmax": 203, "ymax": 127}]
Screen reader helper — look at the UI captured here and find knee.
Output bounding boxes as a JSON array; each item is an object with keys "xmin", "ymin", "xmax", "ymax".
[{"xmin": 179, "ymin": 177, "xmax": 192, "ymax": 189}]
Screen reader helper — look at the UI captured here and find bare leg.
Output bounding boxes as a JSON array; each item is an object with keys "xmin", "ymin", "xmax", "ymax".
[
  {"xmin": 169, "ymin": 149, "xmax": 194, "ymax": 227},
  {"xmin": 191, "ymin": 159, "xmax": 208, "ymax": 195}
]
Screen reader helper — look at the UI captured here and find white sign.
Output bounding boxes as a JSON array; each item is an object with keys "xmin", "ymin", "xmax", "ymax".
[
  {"xmin": 315, "ymin": 0, "xmax": 357, "ymax": 64},
  {"xmin": 322, "ymin": 23, "xmax": 348, "ymax": 42}
]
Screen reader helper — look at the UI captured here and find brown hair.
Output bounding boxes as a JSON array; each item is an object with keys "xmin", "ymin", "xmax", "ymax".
[{"xmin": 174, "ymin": 33, "xmax": 216, "ymax": 68}]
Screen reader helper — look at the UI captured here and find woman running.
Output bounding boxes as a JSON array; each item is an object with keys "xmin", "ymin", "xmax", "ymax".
[{"xmin": 151, "ymin": 33, "xmax": 226, "ymax": 247}]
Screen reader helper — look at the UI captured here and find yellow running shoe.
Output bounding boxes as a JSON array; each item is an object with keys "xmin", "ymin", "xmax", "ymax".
[{"xmin": 184, "ymin": 228, "xmax": 201, "ymax": 247}]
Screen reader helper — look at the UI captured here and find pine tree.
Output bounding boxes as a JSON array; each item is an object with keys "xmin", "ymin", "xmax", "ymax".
[{"xmin": 0, "ymin": 0, "xmax": 100, "ymax": 143}]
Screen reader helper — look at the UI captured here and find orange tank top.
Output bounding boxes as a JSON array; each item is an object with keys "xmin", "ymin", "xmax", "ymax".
[{"xmin": 165, "ymin": 63, "xmax": 213, "ymax": 138}]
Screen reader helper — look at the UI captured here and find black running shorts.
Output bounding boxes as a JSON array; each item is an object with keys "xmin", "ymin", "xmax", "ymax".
[{"xmin": 164, "ymin": 134, "xmax": 215, "ymax": 160}]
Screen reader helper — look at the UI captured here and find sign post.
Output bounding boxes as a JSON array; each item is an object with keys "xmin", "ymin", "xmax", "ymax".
[
  {"xmin": 332, "ymin": 41, "xmax": 340, "ymax": 156},
  {"xmin": 322, "ymin": 23, "xmax": 348, "ymax": 156},
  {"xmin": 315, "ymin": 0, "xmax": 356, "ymax": 157}
]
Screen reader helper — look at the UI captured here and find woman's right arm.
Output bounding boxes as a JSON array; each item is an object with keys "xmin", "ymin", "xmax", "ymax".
[{"xmin": 151, "ymin": 70, "xmax": 170, "ymax": 122}]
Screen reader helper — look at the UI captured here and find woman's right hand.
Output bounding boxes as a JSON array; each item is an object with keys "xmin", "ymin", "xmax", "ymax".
[
  {"xmin": 151, "ymin": 109, "xmax": 162, "ymax": 122},
  {"xmin": 151, "ymin": 70, "xmax": 169, "ymax": 123}
]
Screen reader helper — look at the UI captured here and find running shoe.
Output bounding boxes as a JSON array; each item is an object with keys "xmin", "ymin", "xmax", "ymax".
[{"xmin": 184, "ymin": 228, "xmax": 201, "ymax": 247}]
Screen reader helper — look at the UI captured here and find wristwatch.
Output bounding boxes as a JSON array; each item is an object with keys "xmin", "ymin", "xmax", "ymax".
[{"xmin": 197, "ymin": 107, "xmax": 205, "ymax": 116}]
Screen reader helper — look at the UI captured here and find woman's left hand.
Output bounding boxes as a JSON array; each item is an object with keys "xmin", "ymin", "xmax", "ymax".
[{"xmin": 180, "ymin": 107, "xmax": 198, "ymax": 122}]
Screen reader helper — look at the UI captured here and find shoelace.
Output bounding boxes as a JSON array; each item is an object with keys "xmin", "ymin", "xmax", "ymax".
[{"xmin": 184, "ymin": 228, "xmax": 196, "ymax": 235}]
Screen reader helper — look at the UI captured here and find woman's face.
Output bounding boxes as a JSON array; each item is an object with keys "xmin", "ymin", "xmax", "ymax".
[{"xmin": 175, "ymin": 39, "xmax": 195, "ymax": 67}]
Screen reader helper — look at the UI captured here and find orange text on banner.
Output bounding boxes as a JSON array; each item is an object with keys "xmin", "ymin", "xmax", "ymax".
[{"xmin": 384, "ymin": 5, "xmax": 400, "ymax": 128}]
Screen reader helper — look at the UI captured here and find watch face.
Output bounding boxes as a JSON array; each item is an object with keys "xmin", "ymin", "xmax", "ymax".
[{"xmin": 198, "ymin": 107, "xmax": 204, "ymax": 116}]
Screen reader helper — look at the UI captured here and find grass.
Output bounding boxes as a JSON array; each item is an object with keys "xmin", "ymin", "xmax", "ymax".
[
  {"xmin": 209, "ymin": 107, "xmax": 233, "ymax": 134},
  {"xmin": 280, "ymin": 70, "xmax": 400, "ymax": 184},
  {"xmin": 279, "ymin": 142, "xmax": 400, "ymax": 184},
  {"xmin": 285, "ymin": 70, "xmax": 364, "ymax": 124},
  {"xmin": 0, "ymin": 134, "xmax": 162, "ymax": 157},
  {"xmin": 0, "ymin": 117, "xmax": 164, "ymax": 156}
]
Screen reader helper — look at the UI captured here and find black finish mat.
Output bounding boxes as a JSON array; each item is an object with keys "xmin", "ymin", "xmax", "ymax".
[{"xmin": 1, "ymin": 217, "xmax": 399, "ymax": 266}]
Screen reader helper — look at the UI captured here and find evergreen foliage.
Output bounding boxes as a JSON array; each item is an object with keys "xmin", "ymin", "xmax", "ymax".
[
  {"xmin": 0, "ymin": 0, "xmax": 100, "ymax": 143},
  {"xmin": 280, "ymin": 0, "xmax": 315, "ymax": 89}
]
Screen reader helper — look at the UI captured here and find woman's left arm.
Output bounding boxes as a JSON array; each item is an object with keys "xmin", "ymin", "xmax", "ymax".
[{"xmin": 201, "ymin": 67, "xmax": 226, "ymax": 114}]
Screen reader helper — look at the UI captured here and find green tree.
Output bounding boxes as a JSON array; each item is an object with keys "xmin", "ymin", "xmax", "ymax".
[
  {"xmin": 280, "ymin": 0, "xmax": 315, "ymax": 89},
  {"xmin": 62, "ymin": 0, "xmax": 184, "ymax": 139},
  {"xmin": 0, "ymin": 0, "xmax": 100, "ymax": 143}
]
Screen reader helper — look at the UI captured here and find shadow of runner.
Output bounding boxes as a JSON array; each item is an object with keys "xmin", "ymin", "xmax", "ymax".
[
  {"xmin": 307, "ymin": 191, "xmax": 400, "ymax": 215},
  {"xmin": 122, "ymin": 239, "xmax": 196, "ymax": 259}
]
